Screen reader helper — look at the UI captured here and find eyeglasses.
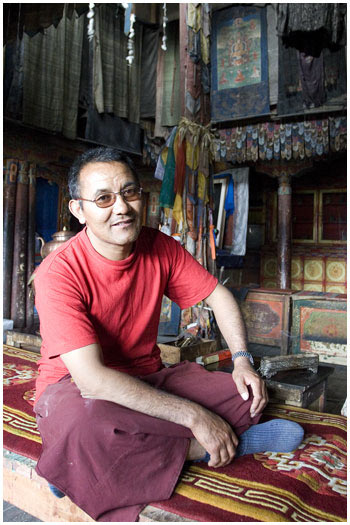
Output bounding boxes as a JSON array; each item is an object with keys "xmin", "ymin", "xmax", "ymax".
[{"xmin": 79, "ymin": 186, "xmax": 143, "ymax": 208}]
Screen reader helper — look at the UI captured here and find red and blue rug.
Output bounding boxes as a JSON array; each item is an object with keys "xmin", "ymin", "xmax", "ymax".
[{"xmin": 3, "ymin": 344, "xmax": 347, "ymax": 521}]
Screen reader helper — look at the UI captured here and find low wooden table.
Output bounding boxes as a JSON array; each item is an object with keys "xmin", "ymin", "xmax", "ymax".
[
  {"xmin": 265, "ymin": 365, "xmax": 334, "ymax": 411},
  {"xmin": 206, "ymin": 359, "xmax": 334, "ymax": 412}
]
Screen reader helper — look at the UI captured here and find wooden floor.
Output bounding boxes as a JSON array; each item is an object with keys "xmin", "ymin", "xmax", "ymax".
[{"xmin": 4, "ymin": 343, "xmax": 347, "ymax": 522}]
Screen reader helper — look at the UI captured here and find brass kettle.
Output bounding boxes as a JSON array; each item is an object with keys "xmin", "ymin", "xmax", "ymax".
[{"xmin": 37, "ymin": 227, "xmax": 75, "ymax": 259}]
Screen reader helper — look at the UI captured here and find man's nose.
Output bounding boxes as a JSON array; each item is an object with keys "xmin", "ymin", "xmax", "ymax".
[{"xmin": 111, "ymin": 193, "xmax": 131, "ymax": 214}]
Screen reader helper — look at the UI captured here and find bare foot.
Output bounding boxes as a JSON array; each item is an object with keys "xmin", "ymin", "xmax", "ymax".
[{"xmin": 186, "ymin": 438, "xmax": 207, "ymax": 461}]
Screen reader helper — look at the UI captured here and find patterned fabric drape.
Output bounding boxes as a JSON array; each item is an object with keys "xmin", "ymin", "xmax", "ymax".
[
  {"xmin": 216, "ymin": 117, "xmax": 347, "ymax": 163},
  {"xmin": 3, "ymin": 159, "xmax": 36, "ymax": 330},
  {"xmin": 22, "ymin": 6, "xmax": 84, "ymax": 140}
]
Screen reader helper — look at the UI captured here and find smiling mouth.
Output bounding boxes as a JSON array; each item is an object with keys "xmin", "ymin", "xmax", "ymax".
[{"xmin": 112, "ymin": 218, "xmax": 134, "ymax": 227}]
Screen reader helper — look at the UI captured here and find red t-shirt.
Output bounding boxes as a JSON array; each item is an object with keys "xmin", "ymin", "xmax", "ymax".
[{"xmin": 34, "ymin": 227, "xmax": 218, "ymax": 403}]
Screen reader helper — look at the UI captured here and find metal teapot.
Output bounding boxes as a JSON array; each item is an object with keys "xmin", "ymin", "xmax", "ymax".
[{"xmin": 37, "ymin": 227, "xmax": 75, "ymax": 259}]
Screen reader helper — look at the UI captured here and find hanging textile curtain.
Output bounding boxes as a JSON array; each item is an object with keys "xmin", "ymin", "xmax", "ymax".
[
  {"xmin": 275, "ymin": 4, "xmax": 347, "ymax": 46},
  {"xmin": 3, "ymin": 159, "xmax": 37, "ymax": 329},
  {"xmin": 159, "ymin": 127, "xmax": 178, "ymax": 209},
  {"xmin": 22, "ymin": 5, "xmax": 84, "ymax": 139},
  {"xmin": 4, "ymin": 38, "xmax": 24, "ymax": 120},
  {"xmin": 154, "ymin": 34, "xmax": 170, "ymax": 138},
  {"xmin": 93, "ymin": 4, "xmax": 142, "ymax": 124},
  {"xmin": 161, "ymin": 20, "xmax": 181, "ymax": 127},
  {"xmin": 230, "ymin": 168, "xmax": 249, "ymax": 256},
  {"xmin": 140, "ymin": 26, "xmax": 159, "ymax": 119}
]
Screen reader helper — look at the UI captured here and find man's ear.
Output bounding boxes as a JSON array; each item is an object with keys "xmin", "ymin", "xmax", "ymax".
[{"xmin": 69, "ymin": 200, "xmax": 86, "ymax": 225}]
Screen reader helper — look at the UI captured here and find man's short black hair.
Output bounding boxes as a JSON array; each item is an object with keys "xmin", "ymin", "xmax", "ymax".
[{"xmin": 68, "ymin": 147, "xmax": 140, "ymax": 200}]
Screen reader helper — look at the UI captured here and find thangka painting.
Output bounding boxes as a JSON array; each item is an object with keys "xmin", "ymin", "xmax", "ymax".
[{"xmin": 211, "ymin": 5, "xmax": 270, "ymax": 122}]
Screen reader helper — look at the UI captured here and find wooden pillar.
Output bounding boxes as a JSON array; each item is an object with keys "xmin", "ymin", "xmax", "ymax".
[
  {"xmin": 3, "ymin": 160, "xmax": 18, "ymax": 319},
  {"xmin": 26, "ymin": 164, "xmax": 36, "ymax": 331},
  {"xmin": 277, "ymin": 174, "xmax": 292, "ymax": 289},
  {"xmin": 11, "ymin": 161, "xmax": 29, "ymax": 328}
]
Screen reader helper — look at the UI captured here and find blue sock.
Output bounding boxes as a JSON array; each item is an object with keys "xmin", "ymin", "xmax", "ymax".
[
  {"xmin": 196, "ymin": 419, "xmax": 304, "ymax": 463},
  {"xmin": 236, "ymin": 419, "xmax": 304, "ymax": 457},
  {"xmin": 48, "ymin": 483, "xmax": 65, "ymax": 498}
]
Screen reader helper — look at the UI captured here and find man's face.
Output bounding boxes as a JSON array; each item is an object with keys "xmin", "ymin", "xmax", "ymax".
[{"xmin": 69, "ymin": 161, "xmax": 143, "ymax": 260}]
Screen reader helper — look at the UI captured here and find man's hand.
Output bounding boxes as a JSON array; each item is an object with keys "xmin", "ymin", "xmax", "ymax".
[
  {"xmin": 190, "ymin": 407, "xmax": 239, "ymax": 468},
  {"xmin": 232, "ymin": 357, "xmax": 268, "ymax": 417}
]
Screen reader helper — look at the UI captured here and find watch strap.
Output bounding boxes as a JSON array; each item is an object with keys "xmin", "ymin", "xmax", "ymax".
[{"xmin": 231, "ymin": 351, "xmax": 254, "ymax": 366}]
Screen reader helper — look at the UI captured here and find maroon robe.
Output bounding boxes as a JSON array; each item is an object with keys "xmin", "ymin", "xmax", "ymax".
[{"xmin": 34, "ymin": 361, "xmax": 261, "ymax": 521}]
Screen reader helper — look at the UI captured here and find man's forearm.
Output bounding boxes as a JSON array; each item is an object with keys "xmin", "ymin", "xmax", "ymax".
[
  {"xmin": 205, "ymin": 283, "xmax": 248, "ymax": 355},
  {"xmin": 78, "ymin": 363, "xmax": 203, "ymax": 429},
  {"xmin": 205, "ymin": 283, "xmax": 268, "ymax": 415}
]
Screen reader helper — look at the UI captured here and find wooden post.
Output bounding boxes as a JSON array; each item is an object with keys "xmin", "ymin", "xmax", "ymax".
[
  {"xmin": 277, "ymin": 173, "xmax": 292, "ymax": 289},
  {"xmin": 26, "ymin": 164, "xmax": 36, "ymax": 331},
  {"xmin": 3, "ymin": 159, "xmax": 18, "ymax": 319},
  {"xmin": 11, "ymin": 160, "xmax": 29, "ymax": 328}
]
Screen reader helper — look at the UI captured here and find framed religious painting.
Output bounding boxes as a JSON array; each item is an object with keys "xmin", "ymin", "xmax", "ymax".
[{"xmin": 211, "ymin": 5, "xmax": 270, "ymax": 122}]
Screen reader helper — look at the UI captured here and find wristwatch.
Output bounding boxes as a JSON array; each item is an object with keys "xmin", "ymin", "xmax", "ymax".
[{"xmin": 231, "ymin": 351, "xmax": 254, "ymax": 366}]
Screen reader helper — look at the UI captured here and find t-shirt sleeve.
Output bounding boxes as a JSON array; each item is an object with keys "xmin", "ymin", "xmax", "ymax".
[
  {"xmin": 162, "ymin": 235, "xmax": 218, "ymax": 309},
  {"xmin": 34, "ymin": 263, "xmax": 99, "ymax": 358}
]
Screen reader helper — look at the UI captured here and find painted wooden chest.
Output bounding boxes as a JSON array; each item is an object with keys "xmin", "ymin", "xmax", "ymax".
[
  {"xmin": 291, "ymin": 291, "xmax": 347, "ymax": 365},
  {"xmin": 235, "ymin": 288, "xmax": 294, "ymax": 354}
]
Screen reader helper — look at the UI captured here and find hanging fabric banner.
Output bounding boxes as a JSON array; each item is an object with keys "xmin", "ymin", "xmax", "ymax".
[
  {"xmin": 277, "ymin": 43, "xmax": 347, "ymax": 116},
  {"xmin": 211, "ymin": 5, "xmax": 270, "ymax": 122}
]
